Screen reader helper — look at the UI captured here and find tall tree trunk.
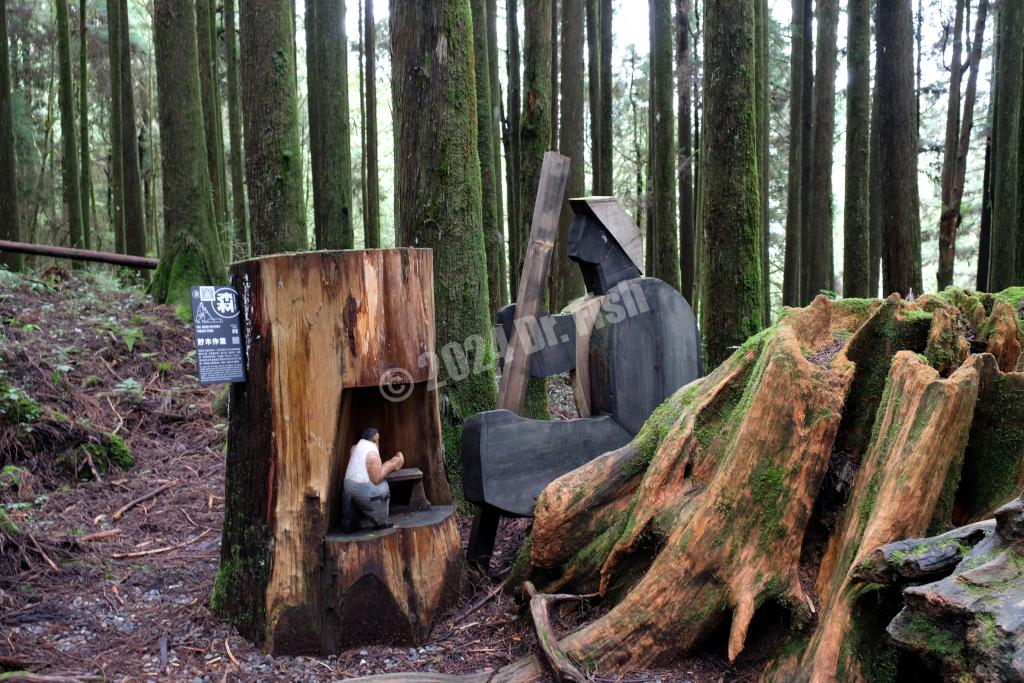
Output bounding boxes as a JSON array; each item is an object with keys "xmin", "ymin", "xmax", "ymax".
[
  {"xmin": 240, "ymin": 0, "xmax": 308, "ymax": 255},
  {"xmin": 877, "ymin": 0, "xmax": 923, "ymax": 296},
  {"xmin": 0, "ymin": 0, "xmax": 21, "ymax": 271},
  {"xmin": 306, "ymin": 0, "xmax": 353, "ymax": 250},
  {"xmin": 700, "ymin": 0, "xmax": 763, "ymax": 368},
  {"xmin": 937, "ymin": 0, "xmax": 966, "ymax": 292},
  {"xmin": 940, "ymin": 0, "xmax": 987, "ymax": 291},
  {"xmin": 843, "ymin": 0, "xmax": 870, "ymax": 297},
  {"xmin": 487, "ymin": 0, "xmax": 506, "ymax": 298},
  {"xmin": 649, "ymin": 0, "xmax": 679, "ymax": 290},
  {"xmin": 976, "ymin": 133, "xmax": 993, "ymax": 291},
  {"xmin": 119, "ymin": 0, "xmax": 147, "ymax": 260},
  {"xmin": 677, "ymin": 0, "xmax": 694, "ymax": 303},
  {"xmin": 585, "ymin": 0, "xmax": 600, "ymax": 194},
  {"xmin": 550, "ymin": 0, "xmax": 558, "ymax": 152},
  {"xmin": 363, "ymin": 0, "xmax": 380, "ymax": 247},
  {"xmin": 196, "ymin": 0, "xmax": 229, "ymax": 257},
  {"xmin": 598, "ymin": 0, "xmax": 612, "ymax": 194},
  {"xmin": 755, "ymin": 0, "xmax": 769, "ymax": 322},
  {"xmin": 869, "ymin": 86, "xmax": 882, "ymax": 295},
  {"xmin": 78, "ymin": 0, "xmax": 92, "ymax": 250},
  {"xmin": 105, "ymin": 0, "xmax": 124, "ymax": 254},
  {"xmin": 554, "ymin": 0, "xmax": 585, "ymax": 309},
  {"xmin": 225, "ymin": 0, "xmax": 249, "ymax": 257},
  {"xmin": 782, "ymin": 0, "xmax": 803, "ymax": 306},
  {"xmin": 506, "ymin": 0, "xmax": 522, "ymax": 297},
  {"xmin": 391, "ymin": 0, "xmax": 498, "ymax": 493},
  {"xmin": 798, "ymin": 0, "xmax": 813, "ymax": 303},
  {"xmin": 471, "ymin": 0, "xmax": 505, "ymax": 312},
  {"xmin": 56, "ymin": 0, "xmax": 84, "ymax": 252},
  {"xmin": 150, "ymin": 0, "xmax": 227, "ymax": 311},
  {"xmin": 807, "ymin": 0, "xmax": 839, "ymax": 299},
  {"xmin": 989, "ymin": 0, "xmax": 1023, "ymax": 289}
]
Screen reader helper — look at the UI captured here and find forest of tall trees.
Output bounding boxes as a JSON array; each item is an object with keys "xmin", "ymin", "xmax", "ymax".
[{"xmin": 1, "ymin": 0, "xmax": 1024, "ymax": 474}]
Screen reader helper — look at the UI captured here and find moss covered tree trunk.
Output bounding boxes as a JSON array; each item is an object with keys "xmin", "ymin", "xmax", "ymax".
[
  {"xmin": 0, "ymin": 0, "xmax": 21, "ymax": 272},
  {"xmin": 306, "ymin": 0, "xmax": 353, "ymax": 250},
  {"xmin": 877, "ymin": 0, "xmax": 923, "ymax": 296},
  {"xmin": 105, "ymin": 0, "xmax": 125, "ymax": 255},
  {"xmin": 806, "ymin": 0, "xmax": 838, "ymax": 299},
  {"xmin": 598, "ymin": 0, "xmax": 612, "ymax": 195},
  {"xmin": 990, "ymin": 0, "xmax": 1023, "ymax": 290},
  {"xmin": 118, "ymin": 0, "xmax": 148, "ymax": 261},
  {"xmin": 240, "ymin": 0, "xmax": 307, "ymax": 255},
  {"xmin": 755, "ymin": 0, "xmax": 769, "ymax": 324},
  {"xmin": 553, "ymin": 0, "xmax": 585, "ymax": 311},
  {"xmin": 676, "ymin": 0, "xmax": 694, "ymax": 303},
  {"xmin": 150, "ymin": 0, "xmax": 226, "ymax": 313},
  {"xmin": 505, "ymin": 0, "xmax": 522, "ymax": 296},
  {"xmin": 471, "ymin": 0, "xmax": 505, "ymax": 313},
  {"xmin": 782, "ymin": 0, "xmax": 803, "ymax": 307},
  {"xmin": 225, "ymin": 0, "xmax": 249, "ymax": 258},
  {"xmin": 482, "ymin": 286, "xmax": 1024, "ymax": 682},
  {"xmin": 843, "ymin": 0, "xmax": 870, "ymax": 298},
  {"xmin": 649, "ymin": 0, "xmax": 679, "ymax": 292},
  {"xmin": 797, "ymin": 0, "xmax": 813, "ymax": 304},
  {"xmin": 78, "ymin": 0, "xmax": 93, "ymax": 250},
  {"xmin": 56, "ymin": 0, "xmax": 84, "ymax": 253},
  {"xmin": 363, "ymin": 0, "xmax": 380, "ymax": 248},
  {"xmin": 196, "ymin": 0, "xmax": 229, "ymax": 256},
  {"xmin": 699, "ymin": 0, "xmax": 763, "ymax": 368},
  {"xmin": 486, "ymin": 0, "xmax": 504, "ymax": 277},
  {"xmin": 869, "ymin": 85, "xmax": 883, "ymax": 295},
  {"xmin": 391, "ymin": 0, "xmax": 497, "ymax": 493}
]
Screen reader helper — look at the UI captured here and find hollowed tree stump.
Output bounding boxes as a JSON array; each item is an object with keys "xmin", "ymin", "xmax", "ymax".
[{"xmin": 214, "ymin": 250, "xmax": 463, "ymax": 655}]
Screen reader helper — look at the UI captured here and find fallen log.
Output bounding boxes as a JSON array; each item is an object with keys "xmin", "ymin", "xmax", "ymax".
[{"xmin": 0, "ymin": 239, "xmax": 159, "ymax": 269}]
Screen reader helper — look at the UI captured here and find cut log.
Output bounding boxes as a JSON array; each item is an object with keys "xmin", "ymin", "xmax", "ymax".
[
  {"xmin": 883, "ymin": 494, "xmax": 1024, "ymax": 681},
  {"xmin": 215, "ymin": 250, "xmax": 462, "ymax": 654}
]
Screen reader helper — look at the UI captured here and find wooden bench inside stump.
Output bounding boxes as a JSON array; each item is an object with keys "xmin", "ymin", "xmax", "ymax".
[
  {"xmin": 387, "ymin": 467, "xmax": 430, "ymax": 513},
  {"xmin": 215, "ymin": 249, "xmax": 464, "ymax": 655}
]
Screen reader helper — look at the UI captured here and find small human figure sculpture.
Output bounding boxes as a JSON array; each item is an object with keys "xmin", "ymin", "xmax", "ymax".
[{"xmin": 341, "ymin": 428, "xmax": 405, "ymax": 532}]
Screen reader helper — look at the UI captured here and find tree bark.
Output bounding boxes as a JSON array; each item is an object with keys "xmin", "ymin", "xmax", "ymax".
[
  {"xmin": 55, "ymin": 0, "xmax": 84, "ymax": 253},
  {"xmin": 195, "ymin": 0, "xmax": 229, "ymax": 255},
  {"xmin": 554, "ymin": 0, "xmax": 585, "ymax": 309},
  {"xmin": 877, "ymin": 0, "xmax": 923, "ymax": 297},
  {"xmin": 215, "ymin": 250, "xmax": 460, "ymax": 654},
  {"xmin": 798, "ymin": 0, "xmax": 813, "ymax": 304},
  {"xmin": 585, "ymin": 0, "xmax": 600, "ymax": 195},
  {"xmin": 391, "ymin": 0, "xmax": 498, "ymax": 493},
  {"xmin": 699, "ymin": 0, "xmax": 763, "ymax": 368},
  {"xmin": 506, "ymin": 0, "xmax": 522, "ymax": 297},
  {"xmin": 487, "ymin": 0, "xmax": 506, "ymax": 300},
  {"xmin": 550, "ymin": 0, "xmax": 558, "ymax": 152},
  {"xmin": 225, "ymin": 0, "xmax": 249, "ymax": 258},
  {"xmin": 807, "ymin": 0, "xmax": 839, "ymax": 299},
  {"xmin": 843, "ymin": 0, "xmax": 870, "ymax": 297},
  {"xmin": 869, "ymin": 86, "xmax": 882, "ymax": 295},
  {"xmin": 151, "ymin": 0, "xmax": 227, "ymax": 312},
  {"xmin": 677, "ymin": 0, "xmax": 694, "ymax": 303},
  {"xmin": 976, "ymin": 134, "xmax": 993, "ymax": 292},
  {"xmin": 363, "ymin": 0, "xmax": 380, "ymax": 248},
  {"xmin": 782, "ymin": 0, "xmax": 803, "ymax": 306},
  {"xmin": 105, "ymin": 0, "xmax": 125, "ymax": 255},
  {"xmin": 119, "ymin": 0, "xmax": 148, "ymax": 261},
  {"xmin": 755, "ymin": 0, "xmax": 769, "ymax": 323},
  {"xmin": 937, "ymin": 0, "xmax": 966, "ymax": 292},
  {"xmin": 471, "ymin": 0, "xmax": 505, "ymax": 313},
  {"xmin": 306, "ymin": 0, "xmax": 354, "ymax": 250},
  {"xmin": 78, "ymin": 0, "xmax": 93, "ymax": 250},
  {"xmin": 598, "ymin": 0, "xmax": 612, "ymax": 195},
  {"xmin": 990, "ymin": 0, "xmax": 1023, "ymax": 289},
  {"xmin": 649, "ymin": 0, "xmax": 679, "ymax": 291},
  {"xmin": 240, "ymin": 0, "xmax": 307, "ymax": 255},
  {"xmin": 0, "ymin": 0, "xmax": 21, "ymax": 271}
]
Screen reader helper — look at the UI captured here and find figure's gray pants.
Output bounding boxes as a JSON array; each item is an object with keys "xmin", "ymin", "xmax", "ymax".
[{"xmin": 343, "ymin": 480, "xmax": 390, "ymax": 526}]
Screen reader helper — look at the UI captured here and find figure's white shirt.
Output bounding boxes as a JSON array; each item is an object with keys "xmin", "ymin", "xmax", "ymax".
[{"xmin": 345, "ymin": 439, "xmax": 379, "ymax": 484}]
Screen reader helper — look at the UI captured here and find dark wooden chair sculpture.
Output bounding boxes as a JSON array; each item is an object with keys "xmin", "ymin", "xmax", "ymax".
[{"xmin": 462, "ymin": 197, "xmax": 704, "ymax": 566}]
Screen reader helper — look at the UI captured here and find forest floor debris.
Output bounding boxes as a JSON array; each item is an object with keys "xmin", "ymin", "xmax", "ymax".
[{"xmin": 0, "ymin": 270, "xmax": 755, "ymax": 682}]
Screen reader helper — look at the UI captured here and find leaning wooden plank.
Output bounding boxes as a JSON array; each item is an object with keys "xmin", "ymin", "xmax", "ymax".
[{"xmin": 497, "ymin": 152, "xmax": 570, "ymax": 415}]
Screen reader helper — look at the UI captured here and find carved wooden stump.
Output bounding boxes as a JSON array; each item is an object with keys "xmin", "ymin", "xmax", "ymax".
[{"xmin": 214, "ymin": 249, "xmax": 463, "ymax": 654}]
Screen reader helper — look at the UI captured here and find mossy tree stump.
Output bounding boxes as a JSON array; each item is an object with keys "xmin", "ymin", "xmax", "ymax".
[
  {"xmin": 214, "ymin": 249, "xmax": 463, "ymax": 655},
  {"xmin": 474, "ymin": 287, "xmax": 1024, "ymax": 682}
]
